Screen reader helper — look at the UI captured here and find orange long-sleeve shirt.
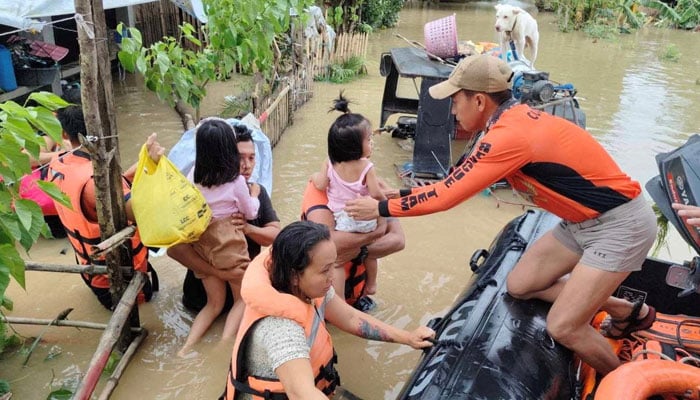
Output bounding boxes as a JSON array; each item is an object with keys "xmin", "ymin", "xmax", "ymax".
[{"xmin": 381, "ymin": 104, "xmax": 640, "ymax": 223}]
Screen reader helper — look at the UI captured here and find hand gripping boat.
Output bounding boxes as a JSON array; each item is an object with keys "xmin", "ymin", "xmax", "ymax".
[{"xmin": 398, "ymin": 135, "xmax": 700, "ymax": 399}]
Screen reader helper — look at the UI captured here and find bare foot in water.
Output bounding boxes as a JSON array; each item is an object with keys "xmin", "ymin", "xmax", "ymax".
[{"xmin": 177, "ymin": 346, "xmax": 199, "ymax": 359}]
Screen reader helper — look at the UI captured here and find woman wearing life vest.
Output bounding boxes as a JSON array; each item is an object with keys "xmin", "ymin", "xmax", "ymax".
[{"xmin": 224, "ymin": 221, "xmax": 434, "ymax": 399}]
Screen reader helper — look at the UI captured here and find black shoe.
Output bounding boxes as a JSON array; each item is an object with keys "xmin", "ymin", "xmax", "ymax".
[{"xmin": 353, "ymin": 296, "xmax": 376, "ymax": 313}]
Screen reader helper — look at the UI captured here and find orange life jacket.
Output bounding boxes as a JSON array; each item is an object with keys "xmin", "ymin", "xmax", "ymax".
[
  {"xmin": 594, "ymin": 359, "xmax": 700, "ymax": 400},
  {"xmin": 343, "ymin": 251, "xmax": 367, "ymax": 306},
  {"xmin": 300, "ymin": 181, "xmax": 367, "ymax": 306},
  {"xmin": 224, "ymin": 248, "xmax": 339, "ymax": 399},
  {"xmin": 48, "ymin": 151, "xmax": 149, "ymax": 289}
]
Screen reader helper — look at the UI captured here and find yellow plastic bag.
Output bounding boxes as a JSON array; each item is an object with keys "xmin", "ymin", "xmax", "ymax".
[{"xmin": 131, "ymin": 144, "xmax": 211, "ymax": 247}]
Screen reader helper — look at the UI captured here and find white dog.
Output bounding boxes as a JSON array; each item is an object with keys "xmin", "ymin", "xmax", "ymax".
[{"xmin": 494, "ymin": 4, "xmax": 539, "ymax": 68}]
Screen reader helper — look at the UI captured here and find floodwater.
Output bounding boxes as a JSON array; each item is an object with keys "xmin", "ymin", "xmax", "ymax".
[{"xmin": 3, "ymin": 3, "xmax": 700, "ymax": 399}]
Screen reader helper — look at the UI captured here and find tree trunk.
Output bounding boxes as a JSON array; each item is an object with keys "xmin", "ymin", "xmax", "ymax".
[{"xmin": 74, "ymin": 0, "xmax": 140, "ymax": 351}]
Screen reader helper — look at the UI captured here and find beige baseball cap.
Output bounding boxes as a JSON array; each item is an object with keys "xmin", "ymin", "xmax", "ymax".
[{"xmin": 429, "ymin": 54, "xmax": 514, "ymax": 99}]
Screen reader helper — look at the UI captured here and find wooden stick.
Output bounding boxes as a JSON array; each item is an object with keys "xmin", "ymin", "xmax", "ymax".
[
  {"xmin": 394, "ymin": 33, "xmax": 456, "ymax": 66},
  {"xmin": 2, "ymin": 316, "xmax": 143, "ymax": 332},
  {"xmin": 263, "ymin": 86, "xmax": 291, "ymax": 124},
  {"xmin": 91, "ymin": 226, "xmax": 136, "ymax": 257},
  {"xmin": 158, "ymin": 0, "xmax": 167, "ymax": 37},
  {"xmin": 24, "ymin": 261, "xmax": 109, "ymax": 275},
  {"xmin": 97, "ymin": 328, "xmax": 148, "ymax": 400},
  {"xmin": 72, "ymin": 273, "xmax": 144, "ymax": 400},
  {"xmin": 23, "ymin": 308, "xmax": 74, "ymax": 366}
]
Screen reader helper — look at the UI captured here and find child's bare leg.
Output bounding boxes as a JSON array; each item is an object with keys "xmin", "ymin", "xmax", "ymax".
[
  {"xmin": 222, "ymin": 279, "xmax": 244, "ymax": 340},
  {"xmin": 364, "ymin": 257, "xmax": 378, "ymax": 295},
  {"xmin": 178, "ymin": 275, "xmax": 226, "ymax": 357}
]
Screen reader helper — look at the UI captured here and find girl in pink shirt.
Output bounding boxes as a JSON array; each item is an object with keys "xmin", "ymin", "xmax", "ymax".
[
  {"xmin": 312, "ymin": 94, "xmax": 386, "ymax": 296},
  {"xmin": 179, "ymin": 118, "xmax": 259, "ymax": 357}
]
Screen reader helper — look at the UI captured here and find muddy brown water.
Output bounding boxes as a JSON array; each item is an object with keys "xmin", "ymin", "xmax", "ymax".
[{"xmin": 3, "ymin": 3, "xmax": 700, "ymax": 399}]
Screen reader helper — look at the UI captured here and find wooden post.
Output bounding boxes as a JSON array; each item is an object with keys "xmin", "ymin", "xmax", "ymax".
[
  {"xmin": 158, "ymin": 0, "xmax": 168, "ymax": 38},
  {"xmin": 2, "ymin": 316, "xmax": 144, "ymax": 332},
  {"xmin": 74, "ymin": 0, "xmax": 140, "ymax": 352},
  {"xmin": 97, "ymin": 329, "xmax": 148, "ymax": 400},
  {"xmin": 72, "ymin": 273, "xmax": 145, "ymax": 400}
]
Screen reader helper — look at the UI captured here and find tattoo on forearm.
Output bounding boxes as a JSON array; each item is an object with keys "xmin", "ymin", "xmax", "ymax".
[{"xmin": 359, "ymin": 320, "xmax": 393, "ymax": 342}]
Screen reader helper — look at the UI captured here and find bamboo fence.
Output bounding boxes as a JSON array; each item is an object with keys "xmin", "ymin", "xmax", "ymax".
[
  {"xmin": 307, "ymin": 32, "xmax": 369, "ymax": 81},
  {"xmin": 260, "ymin": 85, "xmax": 292, "ymax": 148},
  {"xmin": 253, "ymin": 31, "xmax": 369, "ymax": 148}
]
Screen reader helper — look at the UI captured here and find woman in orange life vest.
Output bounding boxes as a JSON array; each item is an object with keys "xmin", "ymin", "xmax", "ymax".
[
  {"xmin": 345, "ymin": 54, "xmax": 658, "ymax": 376},
  {"xmin": 224, "ymin": 221, "xmax": 434, "ymax": 400}
]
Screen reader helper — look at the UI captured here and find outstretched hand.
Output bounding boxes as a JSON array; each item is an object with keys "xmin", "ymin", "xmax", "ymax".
[
  {"xmin": 406, "ymin": 326, "xmax": 436, "ymax": 350},
  {"xmin": 145, "ymin": 133, "xmax": 165, "ymax": 163},
  {"xmin": 345, "ymin": 196, "xmax": 380, "ymax": 221},
  {"xmin": 672, "ymin": 203, "xmax": 700, "ymax": 227},
  {"xmin": 377, "ymin": 177, "xmax": 400, "ymax": 199}
]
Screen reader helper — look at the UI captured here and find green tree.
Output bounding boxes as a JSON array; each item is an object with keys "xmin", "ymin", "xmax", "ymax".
[
  {"xmin": 118, "ymin": 0, "xmax": 314, "ymax": 121},
  {"xmin": 361, "ymin": 0, "xmax": 404, "ymax": 30},
  {"xmin": 203, "ymin": 0, "xmax": 313, "ymax": 76},
  {"xmin": 118, "ymin": 23, "xmax": 216, "ymax": 122},
  {"xmin": 326, "ymin": 0, "xmax": 405, "ymax": 34}
]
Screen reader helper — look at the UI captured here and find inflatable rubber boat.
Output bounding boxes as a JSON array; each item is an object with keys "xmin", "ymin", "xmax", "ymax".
[{"xmin": 398, "ymin": 136, "xmax": 700, "ymax": 400}]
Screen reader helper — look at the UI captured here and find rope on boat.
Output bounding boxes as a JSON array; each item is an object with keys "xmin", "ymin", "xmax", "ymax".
[{"xmin": 427, "ymin": 337, "xmax": 461, "ymax": 348}]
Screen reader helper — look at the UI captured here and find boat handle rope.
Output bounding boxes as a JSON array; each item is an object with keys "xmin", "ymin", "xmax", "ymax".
[{"xmin": 427, "ymin": 337, "xmax": 462, "ymax": 348}]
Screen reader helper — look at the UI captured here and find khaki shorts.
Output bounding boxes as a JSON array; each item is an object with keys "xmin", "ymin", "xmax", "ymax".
[
  {"xmin": 193, "ymin": 218, "xmax": 250, "ymax": 275},
  {"xmin": 552, "ymin": 195, "xmax": 657, "ymax": 272}
]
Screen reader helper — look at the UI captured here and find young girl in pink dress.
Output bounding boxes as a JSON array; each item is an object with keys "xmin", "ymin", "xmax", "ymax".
[{"xmin": 179, "ymin": 118, "xmax": 259, "ymax": 357}]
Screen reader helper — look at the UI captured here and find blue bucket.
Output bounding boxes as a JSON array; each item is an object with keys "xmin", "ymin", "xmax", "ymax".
[{"xmin": 0, "ymin": 45, "xmax": 18, "ymax": 92}]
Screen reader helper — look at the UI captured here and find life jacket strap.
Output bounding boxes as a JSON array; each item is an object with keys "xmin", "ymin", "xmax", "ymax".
[
  {"xmin": 344, "ymin": 246, "xmax": 368, "ymax": 299},
  {"xmin": 314, "ymin": 350, "xmax": 340, "ymax": 395},
  {"xmin": 230, "ymin": 377, "xmax": 288, "ymax": 400}
]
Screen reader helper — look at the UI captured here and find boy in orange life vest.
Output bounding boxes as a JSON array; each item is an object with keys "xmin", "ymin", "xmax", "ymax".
[
  {"xmin": 48, "ymin": 105, "xmax": 161, "ymax": 309},
  {"xmin": 345, "ymin": 54, "xmax": 658, "ymax": 376}
]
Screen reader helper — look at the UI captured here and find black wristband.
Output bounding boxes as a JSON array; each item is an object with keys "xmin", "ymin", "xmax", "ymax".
[{"xmin": 378, "ymin": 200, "xmax": 390, "ymax": 217}]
